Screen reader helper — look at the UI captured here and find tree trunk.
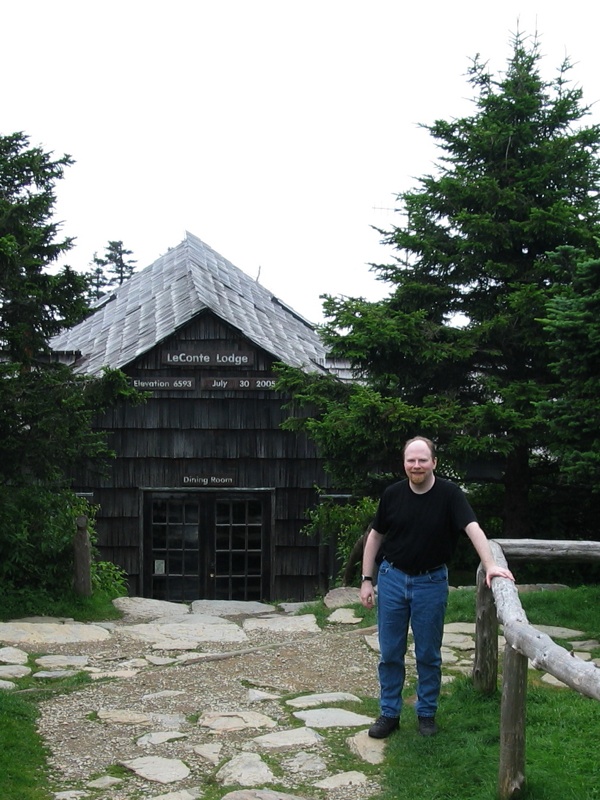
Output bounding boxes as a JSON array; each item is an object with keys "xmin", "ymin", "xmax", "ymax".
[{"xmin": 502, "ymin": 443, "xmax": 531, "ymax": 538}]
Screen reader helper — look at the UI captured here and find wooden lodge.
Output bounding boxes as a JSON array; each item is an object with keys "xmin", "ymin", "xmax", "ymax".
[{"xmin": 51, "ymin": 232, "xmax": 350, "ymax": 602}]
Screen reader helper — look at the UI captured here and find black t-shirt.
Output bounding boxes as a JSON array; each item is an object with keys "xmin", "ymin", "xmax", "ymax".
[{"xmin": 372, "ymin": 477, "xmax": 477, "ymax": 572}]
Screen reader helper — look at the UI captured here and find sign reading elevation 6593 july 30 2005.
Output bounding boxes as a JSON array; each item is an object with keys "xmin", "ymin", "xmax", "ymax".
[{"xmin": 200, "ymin": 377, "xmax": 277, "ymax": 390}]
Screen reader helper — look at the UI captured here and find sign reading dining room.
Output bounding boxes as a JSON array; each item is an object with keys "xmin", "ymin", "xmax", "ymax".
[{"xmin": 162, "ymin": 347, "xmax": 255, "ymax": 367}]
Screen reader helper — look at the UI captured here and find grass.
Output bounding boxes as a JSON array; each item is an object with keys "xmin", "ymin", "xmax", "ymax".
[
  {"xmin": 378, "ymin": 676, "xmax": 600, "ymax": 800},
  {"xmin": 373, "ymin": 584, "xmax": 600, "ymax": 800},
  {"xmin": 0, "ymin": 588, "xmax": 122, "ymax": 623},
  {"xmin": 0, "ymin": 692, "xmax": 53, "ymax": 800},
  {"xmin": 1, "ymin": 585, "xmax": 599, "ymax": 799}
]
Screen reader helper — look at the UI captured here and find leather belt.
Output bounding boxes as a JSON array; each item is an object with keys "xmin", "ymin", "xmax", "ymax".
[{"xmin": 385, "ymin": 559, "xmax": 445, "ymax": 576}]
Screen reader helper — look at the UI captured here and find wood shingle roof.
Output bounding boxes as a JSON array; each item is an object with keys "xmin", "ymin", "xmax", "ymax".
[{"xmin": 51, "ymin": 232, "xmax": 346, "ymax": 377}]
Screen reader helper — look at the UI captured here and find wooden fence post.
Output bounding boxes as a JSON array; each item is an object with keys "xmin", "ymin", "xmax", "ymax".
[
  {"xmin": 473, "ymin": 563, "xmax": 498, "ymax": 694},
  {"xmin": 498, "ymin": 642, "xmax": 528, "ymax": 798},
  {"xmin": 73, "ymin": 514, "xmax": 92, "ymax": 597}
]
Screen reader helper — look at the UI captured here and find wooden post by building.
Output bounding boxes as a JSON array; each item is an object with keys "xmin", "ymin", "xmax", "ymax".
[{"xmin": 73, "ymin": 515, "xmax": 92, "ymax": 597}]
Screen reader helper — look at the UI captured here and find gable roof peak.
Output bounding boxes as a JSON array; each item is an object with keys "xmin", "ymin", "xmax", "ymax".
[{"xmin": 51, "ymin": 231, "xmax": 344, "ymax": 377}]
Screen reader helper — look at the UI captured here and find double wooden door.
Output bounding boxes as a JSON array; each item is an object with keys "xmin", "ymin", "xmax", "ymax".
[{"xmin": 144, "ymin": 491, "xmax": 271, "ymax": 602}]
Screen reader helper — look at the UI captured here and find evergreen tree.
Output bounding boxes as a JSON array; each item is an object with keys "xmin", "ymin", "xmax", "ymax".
[
  {"xmin": 0, "ymin": 132, "xmax": 88, "ymax": 363},
  {"xmin": 0, "ymin": 132, "xmax": 142, "ymax": 594},
  {"xmin": 541, "ymin": 249, "xmax": 600, "ymax": 486},
  {"xmin": 83, "ymin": 255, "xmax": 112, "ymax": 302},
  {"xmin": 278, "ymin": 32, "xmax": 600, "ymax": 539},
  {"xmin": 94, "ymin": 239, "xmax": 137, "ymax": 286}
]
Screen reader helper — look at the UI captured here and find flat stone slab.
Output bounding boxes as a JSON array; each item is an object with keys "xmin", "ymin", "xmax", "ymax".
[
  {"xmin": 327, "ymin": 608, "xmax": 360, "ymax": 624},
  {"xmin": 248, "ymin": 688, "xmax": 281, "ymax": 702},
  {"xmin": 572, "ymin": 652, "xmax": 592, "ymax": 661},
  {"xmin": 121, "ymin": 615, "xmax": 247, "ymax": 646},
  {"xmin": 35, "ymin": 655, "xmax": 89, "ymax": 668},
  {"xmin": 121, "ymin": 755, "xmax": 190, "ymax": 784},
  {"xmin": 444, "ymin": 622, "xmax": 476, "ymax": 634},
  {"xmin": 113, "ymin": 597, "xmax": 190, "ymax": 620},
  {"xmin": 243, "ymin": 614, "xmax": 320, "ymax": 634},
  {"xmin": 149, "ymin": 713, "xmax": 187, "ymax": 729},
  {"xmin": 286, "ymin": 692, "xmax": 361, "ymax": 708},
  {"xmin": 88, "ymin": 668, "xmax": 139, "ymax": 680},
  {"xmin": 282, "ymin": 751, "xmax": 327, "ymax": 774},
  {"xmin": 198, "ymin": 711, "xmax": 277, "ymax": 732},
  {"xmin": 0, "ymin": 679, "xmax": 16, "ymax": 690},
  {"xmin": 347, "ymin": 729, "xmax": 386, "ymax": 764},
  {"xmin": 293, "ymin": 708, "xmax": 373, "ymax": 728},
  {"xmin": 86, "ymin": 776, "xmax": 123, "ymax": 788},
  {"xmin": 251, "ymin": 727, "xmax": 324, "ymax": 750},
  {"xmin": 33, "ymin": 669, "xmax": 79, "ymax": 680},
  {"xmin": 98, "ymin": 709, "xmax": 153, "ymax": 725},
  {"xmin": 0, "ymin": 664, "xmax": 31, "ymax": 679},
  {"xmin": 324, "ymin": 587, "xmax": 360, "ymax": 609},
  {"xmin": 313, "ymin": 770, "xmax": 367, "ymax": 789},
  {"xmin": 146, "ymin": 655, "xmax": 179, "ymax": 666},
  {"xmin": 517, "ymin": 584, "xmax": 569, "ymax": 593},
  {"xmin": 137, "ymin": 731, "xmax": 188, "ymax": 746},
  {"xmin": 149, "ymin": 791, "xmax": 203, "ymax": 800},
  {"xmin": 217, "ymin": 753, "xmax": 276, "ymax": 786},
  {"xmin": 441, "ymin": 648, "xmax": 459, "ymax": 664},
  {"xmin": 0, "ymin": 646, "xmax": 29, "ymax": 664},
  {"xmin": 442, "ymin": 633, "xmax": 474, "ymax": 649},
  {"xmin": 222, "ymin": 791, "xmax": 311, "ymax": 800},
  {"xmin": 568, "ymin": 639, "xmax": 600, "ymax": 651},
  {"xmin": 193, "ymin": 742, "xmax": 223, "ymax": 764},
  {"xmin": 0, "ymin": 621, "xmax": 110, "ymax": 645},
  {"xmin": 541, "ymin": 673, "xmax": 568, "ymax": 688},
  {"xmin": 533, "ymin": 625, "xmax": 585, "ymax": 639},
  {"xmin": 191, "ymin": 600, "xmax": 276, "ymax": 616}
]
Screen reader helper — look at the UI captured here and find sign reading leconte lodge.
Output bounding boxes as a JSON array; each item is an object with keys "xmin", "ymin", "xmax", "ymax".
[{"xmin": 162, "ymin": 348, "xmax": 255, "ymax": 366}]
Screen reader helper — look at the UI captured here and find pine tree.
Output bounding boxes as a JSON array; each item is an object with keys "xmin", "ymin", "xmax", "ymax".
[
  {"xmin": 0, "ymin": 132, "xmax": 88, "ymax": 363},
  {"xmin": 279, "ymin": 32, "xmax": 600, "ymax": 538},
  {"xmin": 0, "ymin": 132, "xmax": 139, "ymax": 485},
  {"xmin": 541, "ymin": 249, "xmax": 600, "ymax": 485},
  {"xmin": 94, "ymin": 240, "xmax": 137, "ymax": 286}
]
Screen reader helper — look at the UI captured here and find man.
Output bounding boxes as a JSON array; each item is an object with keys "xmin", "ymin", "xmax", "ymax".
[{"xmin": 360, "ymin": 436, "xmax": 514, "ymax": 738}]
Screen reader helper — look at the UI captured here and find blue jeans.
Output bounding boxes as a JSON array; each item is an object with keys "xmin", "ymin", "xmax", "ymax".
[{"xmin": 376, "ymin": 560, "xmax": 448, "ymax": 719}]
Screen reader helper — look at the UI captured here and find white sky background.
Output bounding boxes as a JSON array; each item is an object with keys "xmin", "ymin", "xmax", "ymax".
[{"xmin": 3, "ymin": 1, "xmax": 600, "ymax": 322}]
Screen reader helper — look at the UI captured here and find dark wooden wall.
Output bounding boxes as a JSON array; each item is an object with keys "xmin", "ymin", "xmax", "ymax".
[{"xmin": 73, "ymin": 311, "xmax": 335, "ymax": 600}]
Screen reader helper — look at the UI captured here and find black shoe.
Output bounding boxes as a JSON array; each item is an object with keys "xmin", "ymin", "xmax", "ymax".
[
  {"xmin": 368, "ymin": 715, "xmax": 400, "ymax": 739},
  {"xmin": 418, "ymin": 716, "xmax": 438, "ymax": 736}
]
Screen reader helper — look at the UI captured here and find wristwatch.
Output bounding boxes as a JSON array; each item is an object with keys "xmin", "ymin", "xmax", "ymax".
[{"xmin": 361, "ymin": 575, "xmax": 373, "ymax": 583}]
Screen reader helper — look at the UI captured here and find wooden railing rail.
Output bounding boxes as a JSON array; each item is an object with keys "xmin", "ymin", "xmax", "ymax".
[{"xmin": 472, "ymin": 538, "xmax": 600, "ymax": 798}]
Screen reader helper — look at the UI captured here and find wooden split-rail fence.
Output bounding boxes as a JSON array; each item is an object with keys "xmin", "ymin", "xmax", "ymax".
[{"xmin": 473, "ymin": 539, "xmax": 600, "ymax": 798}]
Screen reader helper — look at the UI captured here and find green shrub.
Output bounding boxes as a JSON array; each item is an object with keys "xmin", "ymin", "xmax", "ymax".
[
  {"xmin": 91, "ymin": 559, "xmax": 128, "ymax": 597},
  {"xmin": 302, "ymin": 494, "xmax": 378, "ymax": 583},
  {"xmin": 0, "ymin": 486, "xmax": 91, "ymax": 596}
]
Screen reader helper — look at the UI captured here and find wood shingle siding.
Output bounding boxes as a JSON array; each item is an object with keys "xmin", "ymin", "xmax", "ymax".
[{"xmin": 51, "ymin": 233, "xmax": 351, "ymax": 601}]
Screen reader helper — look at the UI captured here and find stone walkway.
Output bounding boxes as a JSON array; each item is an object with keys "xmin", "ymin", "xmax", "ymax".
[{"xmin": 1, "ymin": 587, "xmax": 598, "ymax": 800}]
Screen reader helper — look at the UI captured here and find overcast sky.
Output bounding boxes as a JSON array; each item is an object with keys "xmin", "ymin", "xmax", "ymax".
[{"xmin": 3, "ymin": 1, "xmax": 600, "ymax": 322}]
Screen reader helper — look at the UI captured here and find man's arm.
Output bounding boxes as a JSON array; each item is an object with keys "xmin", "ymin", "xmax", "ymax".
[
  {"xmin": 464, "ymin": 521, "xmax": 515, "ymax": 587},
  {"xmin": 360, "ymin": 528, "xmax": 385, "ymax": 607}
]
